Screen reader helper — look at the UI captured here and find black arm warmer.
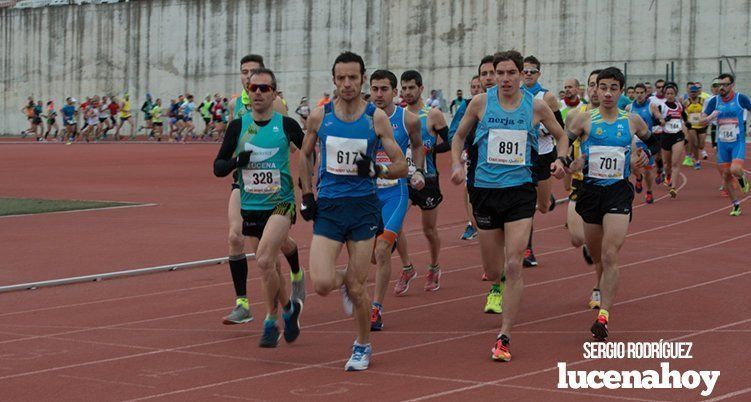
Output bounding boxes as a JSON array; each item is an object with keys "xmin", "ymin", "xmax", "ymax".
[
  {"xmin": 641, "ymin": 132, "xmax": 661, "ymax": 157},
  {"xmin": 434, "ymin": 126, "xmax": 451, "ymax": 153},
  {"xmin": 213, "ymin": 119, "xmax": 241, "ymax": 177},
  {"xmin": 554, "ymin": 110, "xmax": 565, "ymax": 129}
]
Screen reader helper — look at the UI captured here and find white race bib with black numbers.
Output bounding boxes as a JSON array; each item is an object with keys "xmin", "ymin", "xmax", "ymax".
[
  {"xmin": 588, "ymin": 146, "xmax": 626, "ymax": 180},
  {"xmin": 487, "ymin": 129, "xmax": 527, "ymax": 165},
  {"xmin": 718, "ymin": 124, "xmax": 739, "ymax": 142},
  {"xmin": 665, "ymin": 119, "xmax": 682, "ymax": 133},
  {"xmin": 405, "ymin": 147, "xmax": 426, "ymax": 176},
  {"xmin": 688, "ymin": 113, "xmax": 701, "ymax": 125},
  {"xmin": 243, "ymin": 169, "xmax": 281, "ymax": 194},
  {"xmin": 325, "ymin": 136, "xmax": 367, "ymax": 175}
]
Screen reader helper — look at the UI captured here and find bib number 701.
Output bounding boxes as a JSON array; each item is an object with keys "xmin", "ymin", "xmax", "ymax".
[{"xmin": 598, "ymin": 156, "xmax": 618, "ymax": 171}]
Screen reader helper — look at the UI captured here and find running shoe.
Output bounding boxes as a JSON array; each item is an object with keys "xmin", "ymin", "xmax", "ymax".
[
  {"xmin": 655, "ymin": 172, "xmax": 664, "ymax": 185},
  {"xmin": 394, "ymin": 267, "xmax": 417, "ymax": 296},
  {"xmin": 491, "ymin": 335, "xmax": 511, "ymax": 362},
  {"xmin": 460, "ymin": 224, "xmax": 477, "ymax": 240},
  {"xmin": 693, "ymin": 162, "xmax": 701, "ymax": 170},
  {"xmin": 484, "ymin": 288, "xmax": 503, "ymax": 314},
  {"xmin": 290, "ymin": 271, "xmax": 306, "ymax": 303},
  {"xmin": 588, "ymin": 289, "xmax": 601, "ymax": 310},
  {"xmin": 424, "ymin": 266, "xmax": 441, "ymax": 291},
  {"xmin": 582, "ymin": 245, "xmax": 594, "ymax": 265},
  {"xmin": 345, "ymin": 343, "xmax": 372, "ymax": 371},
  {"xmin": 222, "ymin": 300, "xmax": 253, "ymax": 325},
  {"xmin": 635, "ymin": 175, "xmax": 643, "ymax": 193},
  {"xmin": 591, "ymin": 314, "xmax": 609, "ymax": 341},
  {"xmin": 730, "ymin": 204, "xmax": 742, "ymax": 217},
  {"xmin": 522, "ymin": 248, "xmax": 538, "ymax": 267},
  {"xmin": 341, "ymin": 284, "xmax": 353, "ymax": 316},
  {"xmin": 645, "ymin": 192, "xmax": 654, "ymax": 204},
  {"xmin": 682, "ymin": 156, "xmax": 694, "ymax": 167},
  {"xmin": 370, "ymin": 304, "xmax": 383, "ymax": 331},
  {"xmin": 701, "ymin": 150, "xmax": 708, "ymax": 160},
  {"xmin": 259, "ymin": 321, "xmax": 281, "ymax": 348},
  {"xmin": 664, "ymin": 174, "xmax": 672, "ymax": 187},
  {"xmin": 669, "ymin": 187, "xmax": 677, "ymax": 198},
  {"xmin": 282, "ymin": 298, "xmax": 303, "ymax": 343}
]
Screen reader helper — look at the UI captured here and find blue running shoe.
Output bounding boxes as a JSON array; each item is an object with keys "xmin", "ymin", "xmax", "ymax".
[
  {"xmin": 460, "ymin": 224, "xmax": 477, "ymax": 240},
  {"xmin": 345, "ymin": 342, "xmax": 372, "ymax": 371}
]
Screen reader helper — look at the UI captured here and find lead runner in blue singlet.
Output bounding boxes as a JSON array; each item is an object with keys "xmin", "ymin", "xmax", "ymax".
[
  {"xmin": 566, "ymin": 67, "xmax": 660, "ymax": 342},
  {"xmin": 368, "ymin": 69, "xmax": 425, "ymax": 332},
  {"xmin": 450, "ymin": 50, "xmax": 569, "ymax": 362},
  {"xmin": 298, "ymin": 52, "xmax": 407, "ymax": 372}
]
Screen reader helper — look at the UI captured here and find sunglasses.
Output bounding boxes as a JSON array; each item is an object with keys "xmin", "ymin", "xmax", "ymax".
[
  {"xmin": 522, "ymin": 69, "xmax": 539, "ymax": 75},
  {"xmin": 249, "ymin": 84, "xmax": 274, "ymax": 93},
  {"xmin": 717, "ymin": 83, "xmax": 733, "ymax": 87}
]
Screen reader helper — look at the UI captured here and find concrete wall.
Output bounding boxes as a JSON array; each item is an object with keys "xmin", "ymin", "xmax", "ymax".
[{"xmin": 2, "ymin": 0, "xmax": 750, "ymax": 134}]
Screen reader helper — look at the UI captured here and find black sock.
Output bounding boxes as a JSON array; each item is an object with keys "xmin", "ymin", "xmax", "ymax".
[
  {"xmin": 228, "ymin": 255, "xmax": 248, "ymax": 297},
  {"xmin": 527, "ymin": 224, "xmax": 533, "ymax": 249},
  {"xmin": 739, "ymin": 177, "xmax": 746, "ymax": 188},
  {"xmin": 284, "ymin": 248, "xmax": 300, "ymax": 274},
  {"xmin": 656, "ymin": 158, "xmax": 664, "ymax": 171}
]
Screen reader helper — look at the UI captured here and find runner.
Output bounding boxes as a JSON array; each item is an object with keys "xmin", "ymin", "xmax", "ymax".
[
  {"xmin": 368, "ymin": 69, "xmax": 425, "ymax": 331},
  {"xmin": 230, "ymin": 54, "xmax": 287, "ymax": 119},
  {"xmin": 150, "ymin": 99, "xmax": 165, "ymax": 141},
  {"xmin": 626, "ymin": 83, "xmax": 663, "ymax": 204},
  {"xmin": 213, "ymin": 68, "xmax": 304, "ymax": 347},
  {"xmin": 108, "ymin": 96, "xmax": 121, "ymax": 137},
  {"xmin": 21, "ymin": 97, "xmax": 38, "ymax": 138},
  {"xmin": 683, "ymin": 84, "xmax": 708, "ymax": 169},
  {"xmin": 219, "ymin": 55, "xmax": 305, "ymax": 327},
  {"xmin": 140, "ymin": 93, "xmax": 154, "ymax": 138},
  {"xmin": 393, "ymin": 69, "xmax": 449, "ymax": 293},
  {"xmin": 564, "ymin": 71, "xmax": 601, "ymax": 310},
  {"xmin": 80, "ymin": 97, "xmax": 100, "ymax": 143},
  {"xmin": 43, "ymin": 101, "xmax": 59, "ymax": 141},
  {"xmin": 659, "ymin": 82, "xmax": 687, "ymax": 198},
  {"xmin": 298, "ymin": 51, "xmax": 407, "ymax": 370},
  {"xmin": 199, "ymin": 95, "xmax": 213, "ymax": 139},
  {"xmin": 115, "ymin": 93, "xmax": 135, "ymax": 140},
  {"xmin": 560, "ymin": 78, "xmax": 583, "ymax": 195},
  {"xmin": 566, "ymin": 67, "xmax": 659, "ymax": 341},
  {"xmin": 700, "ymin": 73, "xmax": 751, "ymax": 216},
  {"xmin": 521, "ymin": 55, "xmax": 564, "ymax": 268},
  {"xmin": 99, "ymin": 96, "xmax": 113, "ymax": 139},
  {"xmin": 60, "ymin": 98, "xmax": 78, "ymax": 143},
  {"xmin": 211, "ymin": 93, "xmax": 227, "ymax": 139},
  {"xmin": 450, "ymin": 50, "xmax": 569, "ymax": 361}
]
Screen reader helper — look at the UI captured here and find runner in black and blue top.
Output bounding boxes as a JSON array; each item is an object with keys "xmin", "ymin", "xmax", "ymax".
[
  {"xmin": 626, "ymin": 83, "xmax": 664, "ymax": 204},
  {"xmin": 450, "ymin": 50, "xmax": 569, "ymax": 363},
  {"xmin": 395, "ymin": 70, "xmax": 449, "ymax": 293},
  {"xmin": 298, "ymin": 52, "xmax": 407, "ymax": 372},
  {"xmin": 213, "ymin": 68, "xmax": 305, "ymax": 349},
  {"xmin": 566, "ymin": 67, "xmax": 660, "ymax": 343},
  {"xmin": 368, "ymin": 69, "xmax": 425, "ymax": 331}
]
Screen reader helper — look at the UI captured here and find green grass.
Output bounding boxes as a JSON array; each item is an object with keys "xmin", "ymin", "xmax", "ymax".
[{"xmin": 0, "ymin": 198, "xmax": 134, "ymax": 217}]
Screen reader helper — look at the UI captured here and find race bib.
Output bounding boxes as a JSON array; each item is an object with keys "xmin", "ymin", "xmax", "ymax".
[
  {"xmin": 587, "ymin": 146, "xmax": 626, "ymax": 180},
  {"xmin": 405, "ymin": 148, "xmax": 427, "ymax": 176},
  {"xmin": 325, "ymin": 136, "xmax": 367, "ymax": 175},
  {"xmin": 665, "ymin": 119, "xmax": 682, "ymax": 133},
  {"xmin": 688, "ymin": 113, "xmax": 701, "ymax": 125},
  {"xmin": 242, "ymin": 169, "xmax": 281, "ymax": 194},
  {"xmin": 487, "ymin": 129, "xmax": 527, "ymax": 165},
  {"xmin": 718, "ymin": 124, "xmax": 739, "ymax": 142}
]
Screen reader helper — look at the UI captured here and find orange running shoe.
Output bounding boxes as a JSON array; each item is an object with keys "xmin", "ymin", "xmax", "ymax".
[{"xmin": 491, "ymin": 335, "xmax": 511, "ymax": 361}]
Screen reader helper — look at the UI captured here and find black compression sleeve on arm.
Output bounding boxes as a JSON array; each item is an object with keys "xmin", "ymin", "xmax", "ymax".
[
  {"xmin": 641, "ymin": 132, "xmax": 661, "ymax": 157},
  {"xmin": 434, "ymin": 126, "xmax": 451, "ymax": 153},
  {"xmin": 554, "ymin": 110, "xmax": 565, "ymax": 129},
  {"xmin": 282, "ymin": 116, "xmax": 305, "ymax": 148},
  {"xmin": 213, "ymin": 119, "xmax": 241, "ymax": 177}
]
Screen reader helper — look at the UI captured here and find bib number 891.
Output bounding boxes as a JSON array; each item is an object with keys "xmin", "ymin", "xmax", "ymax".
[{"xmin": 498, "ymin": 141, "xmax": 520, "ymax": 155}]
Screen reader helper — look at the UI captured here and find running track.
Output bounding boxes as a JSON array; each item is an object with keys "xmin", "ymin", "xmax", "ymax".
[{"xmin": 0, "ymin": 143, "xmax": 749, "ymax": 401}]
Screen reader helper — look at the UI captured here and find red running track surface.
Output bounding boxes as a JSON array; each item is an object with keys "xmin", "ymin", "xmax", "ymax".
[{"xmin": 0, "ymin": 143, "xmax": 749, "ymax": 401}]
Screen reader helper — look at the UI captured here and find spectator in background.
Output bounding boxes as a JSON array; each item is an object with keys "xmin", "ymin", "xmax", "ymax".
[
  {"xmin": 426, "ymin": 89, "xmax": 440, "ymax": 108},
  {"xmin": 295, "ymin": 96, "xmax": 310, "ymax": 129},
  {"xmin": 449, "ymin": 89, "xmax": 464, "ymax": 115},
  {"xmin": 317, "ymin": 91, "xmax": 331, "ymax": 107}
]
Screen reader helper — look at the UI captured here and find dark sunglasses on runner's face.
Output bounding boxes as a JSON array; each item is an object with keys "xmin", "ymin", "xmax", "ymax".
[
  {"xmin": 249, "ymin": 84, "xmax": 274, "ymax": 93},
  {"xmin": 522, "ymin": 68, "xmax": 539, "ymax": 75}
]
